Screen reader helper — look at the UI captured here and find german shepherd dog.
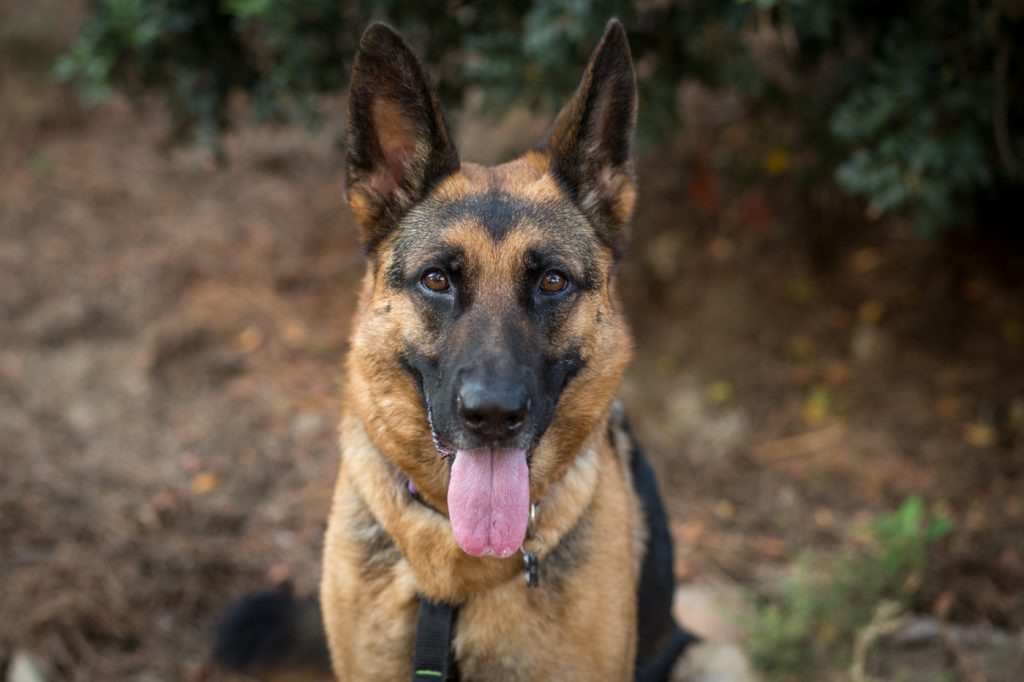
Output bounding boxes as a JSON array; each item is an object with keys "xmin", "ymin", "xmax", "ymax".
[{"xmin": 214, "ymin": 19, "xmax": 695, "ymax": 682}]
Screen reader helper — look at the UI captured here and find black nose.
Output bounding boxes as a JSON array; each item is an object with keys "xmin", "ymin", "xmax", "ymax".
[{"xmin": 458, "ymin": 378, "xmax": 529, "ymax": 441}]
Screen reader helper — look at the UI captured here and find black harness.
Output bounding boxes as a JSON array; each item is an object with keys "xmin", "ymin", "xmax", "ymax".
[
  {"xmin": 629, "ymin": 436, "xmax": 700, "ymax": 680},
  {"xmin": 412, "ymin": 599, "xmax": 459, "ymax": 682}
]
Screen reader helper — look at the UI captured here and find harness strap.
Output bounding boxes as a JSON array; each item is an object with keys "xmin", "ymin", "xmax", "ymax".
[
  {"xmin": 635, "ymin": 625, "xmax": 699, "ymax": 682},
  {"xmin": 412, "ymin": 597, "xmax": 458, "ymax": 682}
]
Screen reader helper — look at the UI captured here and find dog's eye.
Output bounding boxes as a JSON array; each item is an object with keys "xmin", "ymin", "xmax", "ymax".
[
  {"xmin": 539, "ymin": 270, "xmax": 569, "ymax": 294},
  {"xmin": 420, "ymin": 268, "xmax": 451, "ymax": 293}
]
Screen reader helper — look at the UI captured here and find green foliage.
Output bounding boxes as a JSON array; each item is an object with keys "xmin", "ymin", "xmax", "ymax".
[
  {"xmin": 830, "ymin": 31, "xmax": 994, "ymax": 234},
  {"xmin": 57, "ymin": 0, "xmax": 1023, "ymax": 231},
  {"xmin": 746, "ymin": 496, "xmax": 953, "ymax": 680}
]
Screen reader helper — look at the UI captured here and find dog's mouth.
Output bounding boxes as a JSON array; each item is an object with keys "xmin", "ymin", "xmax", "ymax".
[
  {"xmin": 425, "ymin": 399, "xmax": 457, "ymax": 459},
  {"xmin": 426, "ymin": 402, "xmax": 530, "ymax": 558}
]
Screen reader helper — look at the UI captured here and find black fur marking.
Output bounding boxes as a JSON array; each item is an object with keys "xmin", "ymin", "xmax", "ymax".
[
  {"xmin": 385, "ymin": 192, "xmax": 601, "ymax": 292},
  {"xmin": 352, "ymin": 496, "xmax": 403, "ymax": 581},
  {"xmin": 531, "ymin": 291, "xmax": 578, "ymax": 345},
  {"xmin": 399, "ymin": 352, "xmax": 429, "ymax": 406},
  {"xmin": 547, "ymin": 346, "xmax": 585, "ymax": 397},
  {"xmin": 432, "ymin": 189, "xmax": 528, "ymax": 242},
  {"xmin": 542, "ymin": 501, "xmax": 592, "ymax": 593},
  {"xmin": 423, "ymin": 190, "xmax": 593, "ymax": 248}
]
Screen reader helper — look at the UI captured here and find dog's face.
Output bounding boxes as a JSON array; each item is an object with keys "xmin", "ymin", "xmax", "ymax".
[{"xmin": 343, "ymin": 22, "xmax": 636, "ymax": 558}]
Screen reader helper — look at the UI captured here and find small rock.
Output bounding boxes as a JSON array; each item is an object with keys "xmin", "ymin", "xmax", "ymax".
[
  {"xmin": 850, "ymin": 324, "xmax": 889, "ymax": 364},
  {"xmin": 672, "ymin": 642, "xmax": 759, "ymax": 682},
  {"xmin": 6, "ymin": 651, "xmax": 47, "ymax": 682},
  {"xmin": 673, "ymin": 583, "xmax": 749, "ymax": 643},
  {"xmin": 22, "ymin": 296, "xmax": 119, "ymax": 345},
  {"xmin": 291, "ymin": 412, "xmax": 327, "ymax": 442},
  {"xmin": 665, "ymin": 380, "xmax": 750, "ymax": 464}
]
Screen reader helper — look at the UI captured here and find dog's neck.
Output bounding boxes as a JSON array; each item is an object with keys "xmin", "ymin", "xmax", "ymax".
[{"xmin": 339, "ymin": 411, "xmax": 609, "ymax": 603}]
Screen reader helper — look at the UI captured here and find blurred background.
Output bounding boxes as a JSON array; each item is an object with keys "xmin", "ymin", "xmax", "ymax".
[{"xmin": 1, "ymin": 1, "xmax": 1022, "ymax": 680}]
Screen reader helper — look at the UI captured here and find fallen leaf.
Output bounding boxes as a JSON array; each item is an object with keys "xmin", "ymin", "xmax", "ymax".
[
  {"xmin": 755, "ymin": 537, "xmax": 786, "ymax": 558},
  {"xmin": 997, "ymin": 548, "xmax": 1024, "ymax": 576},
  {"xmin": 705, "ymin": 380, "xmax": 735, "ymax": 405},
  {"xmin": 803, "ymin": 385, "xmax": 832, "ymax": 425},
  {"xmin": 903, "ymin": 572, "xmax": 921, "ymax": 593},
  {"xmin": 281, "ymin": 319, "xmax": 309, "ymax": 348},
  {"xmin": 937, "ymin": 395, "xmax": 961, "ymax": 419},
  {"xmin": 709, "ymin": 237, "xmax": 735, "ymax": 262},
  {"xmin": 1002, "ymin": 318, "xmax": 1023, "ymax": 349},
  {"xmin": 852, "ymin": 521, "xmax": 876, "ymax": 546},
  {"xmin": 858, "ymin": 299, "xmax": 885, "ymax": 325},
  {"xmin": 963, "ymin": 422, "xmax": 996, "ymax": 448},
  {"xmin": 813, "ymin": 507, "xmax": 836, "ymax": 529},
  {"xmin": 785, "ymin": 276, "xmax": 816, "ymax": 304},
  {"xmin": 851, "ymin": 248, "xmax": 881, "ymax": 274},
  {"xmin": 787, "ymin": 335, "xmax": 818, "ymax": 360},
  {"xmin": 964, "ymin": 504, "xmax": 989, "ymax": 531},
  {"xmin": 675, "ymin": 520, "xmax": 706, "ymax": 546},
  {"xmin": 713, "ymin": 499, "xmax": 736, "ymax": 521},
  {"xmin": 817, "ymin": 622, "xmax": 838, "ymax": 643},
  {"xmin": 180, "ymin": 451, "xmax": 201, "ymax": 473},
  {"xmin": 962, "ymin": 277, "xmax": 989, "ymax": 302},
  {"xmin": 655, "ymin": 353, "xmax": 677, "ymax": 373},
  {"xmin": 1009, "ymin": 397, "xmax": 1024, "ymax": 432},
  {"xmin": 190, "ymin": 471, "xmax": 219, "ymax": 494},
  {"xmin": 762, "ymin": 148, "xmax": 791, "ymax": 176},
  {"xmin": 825, "ymin": 360, "xmax": 851, "ymax": 385},
  {"xmin": 267, "ymin": 563, "xmax": 291, "ymax": 585},
  {"xmin": 934, "ymin": 591, "xmax": 956, "ymax": 617},
  {"xmin": 1004, "ymin": 496, "xmax": 1024, "ymax": 519},
  {"xmin": 238, "ymin": 325, "xmax": 264, "ymax": 353}
]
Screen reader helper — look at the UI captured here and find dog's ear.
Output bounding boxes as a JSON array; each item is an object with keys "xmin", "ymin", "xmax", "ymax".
[
  {"xmin": 346, "ymin": 23, "xmax": 460, "ymax": 252},
  {"xmin": 543, "ymin": 19, "xmax": 637, "ymax": 259}
]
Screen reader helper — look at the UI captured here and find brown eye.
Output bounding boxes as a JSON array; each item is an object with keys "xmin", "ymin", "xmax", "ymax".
[
  {"xmin": 539, "ymin": 270, "xmax": 569, "ymax": 294},
  {"xmin": 420, "ymin": 268, "xmax": 450, "ymax": 293}
]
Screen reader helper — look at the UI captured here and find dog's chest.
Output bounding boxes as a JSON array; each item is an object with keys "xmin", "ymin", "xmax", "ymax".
[
  {"xmin": 452, "ymin": 582, "xmax": 593, "ymax": 681},
  {"xmin": 423, "ymin": 517, "xmax": 636, "ymax": 680},
  {"xmin": 337, "ymin": 542, "xmax": 636, "ymax": 681}
]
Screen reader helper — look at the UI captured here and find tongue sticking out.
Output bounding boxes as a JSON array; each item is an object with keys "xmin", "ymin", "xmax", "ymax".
[{"xmin": 447, "ymin": 448, "xmax": 530, "ymax": 558}]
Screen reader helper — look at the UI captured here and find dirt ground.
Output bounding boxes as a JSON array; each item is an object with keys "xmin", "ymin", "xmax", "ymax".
[{"xmin": 1, "ymin": 4, "xmax": 1023, "ymax": 681}]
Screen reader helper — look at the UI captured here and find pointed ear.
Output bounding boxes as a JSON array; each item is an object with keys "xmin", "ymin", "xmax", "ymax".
[
  {"xmin": 345, "ymin": 23, "xmax": 460, "ymax": 252},
  {"xmin": 543, "ymin": 20, "xmax": 637, "ymax": 259}
]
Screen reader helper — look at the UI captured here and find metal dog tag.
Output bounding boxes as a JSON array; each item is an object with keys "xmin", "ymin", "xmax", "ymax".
[{"xmin": 523, "ymin": 551, "xmax": 539, "ymax": 588}]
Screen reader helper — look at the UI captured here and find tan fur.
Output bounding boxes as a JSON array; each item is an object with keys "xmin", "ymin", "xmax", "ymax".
[{"xmin": 321, "ymin": 155, "xmax": 639, "ymax": 680}]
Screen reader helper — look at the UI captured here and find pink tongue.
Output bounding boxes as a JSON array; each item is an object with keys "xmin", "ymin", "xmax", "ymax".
[{"xmin": 447, "ymin": 448, "xmax": 529, "ymax": 558}]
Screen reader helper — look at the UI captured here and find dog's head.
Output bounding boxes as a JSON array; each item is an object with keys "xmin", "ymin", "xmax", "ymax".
[{"xmin": 344, "ymin": 21, "xmax": 636, "ymax": 558}]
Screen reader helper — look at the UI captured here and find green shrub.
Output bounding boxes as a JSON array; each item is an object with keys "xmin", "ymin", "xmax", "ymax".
[
  {"xmin": 746, "ymin": 496, "xmax": 953, "ymax": 680},
  {"xmin": 57, "ymin": 0, "xmax": 1022, "ymax": 232}
]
